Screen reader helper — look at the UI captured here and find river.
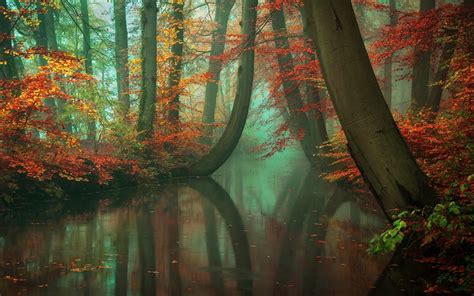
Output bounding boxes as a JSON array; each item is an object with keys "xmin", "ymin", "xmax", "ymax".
[{"xmin": 0, "ymin": 150, "xmax": 390, "ymax": 295}]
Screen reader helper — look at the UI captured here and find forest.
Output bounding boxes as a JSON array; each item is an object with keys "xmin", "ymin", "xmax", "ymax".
[{"xmin": 0, "ymin": 0, "xmax": 473, "ymax": 295}]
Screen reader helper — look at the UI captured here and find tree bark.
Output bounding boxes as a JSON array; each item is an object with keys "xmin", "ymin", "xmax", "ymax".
[
  {"xmin": 0, "ymin": 0, "xmax": 18, "ymax": 80},
  {"xmin": 113, "ymin": 0, "xmax": 130, "ymax": 118},
  {"xmin": 173, "ymin": 0, "xmax": 258, "ymax": 176},
  {"xmin": 34, "ymin": 2, "xmax": 56, "ymax": 113},
  {"xmin": 136, "ymin": 0, "xmax": 157, "ymax": 141},
  {"xmin": 80, "ymin": 0, "xmax": 96, "ymax": 142},
  {"xmin": 166, "ymin": 0, "xmax": 185, "ymax": 124},
  {"xmin": 201, "ymin": 0, "xmax": 236, "ymax": 144},
  {"xmin": 411, "ymin": 0, "xmax": 435, "ymax": 109},
  {"xmin": 270, "ymin": 2, "xmax": 326, "ymax": 165},
  {"xmin": 301, "ymin": 0, "xmax": 436, "ymax": 213}
]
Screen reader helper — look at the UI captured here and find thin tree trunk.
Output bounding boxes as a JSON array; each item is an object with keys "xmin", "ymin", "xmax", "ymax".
[
  {"xmin": 201, "ymin": 0, "xmax": 236, "ymax": 144},
  {"xmin": 45, "ymin": 7, "xmax": 73, "ymax": 132},
  {"xmin": 383, "ymin": 0, "xmax": 397, "ymax": 108},
  {"xmin": 301, "ymin": 0, "xmax": 436, "ymax": 213},
  {"xmin": 34, "ymin": 2, "xmax": 56, "ymax": 113},
  {"xmin": 0, "ymin": 0, "xmax": 18, "ymax": 80},
  {"xmin": 113, "ymin": 0, "xmax": 130, "ymax": 118},
  {"xmin": 167, "ymin": 0, "xmax": 185, "ymax": 124},
  {"xmin": 270, "ymin": 2, "xmax": 325, "ymax": 165},
  {"xmin": 411, "ymin": 0, "xmax": 435, "ymax": 109},
  {"xmin": 136, "ymin": 0, "xmax": 157, "ymax": 141},
  {"xmin": 173, "ymin": 0, "xmax": 258, "ymax": 176},
  {"xmin": 299, "ymin": 5, "xmax": 330, "ymax": 156},
  {"xmin": 80, "ymin": 0, "xmax": 96, "ymax": 142}
]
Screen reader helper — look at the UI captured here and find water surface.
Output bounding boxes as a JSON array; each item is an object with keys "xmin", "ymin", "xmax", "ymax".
[{"xmin": 0, "ymin": 151, "xmax": 389, "ymax": 295}]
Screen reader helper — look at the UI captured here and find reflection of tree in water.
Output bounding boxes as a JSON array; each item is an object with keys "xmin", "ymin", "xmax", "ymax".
[
  {"xmin": 187, "ymin": 177, "xmax": 253, "ymax": 296},
  {"xmin": 272, "ymin": 169, "xmax": 387, "ymax": 296},
  {"xmin": 0, "ymin": 180, "xmax": 253, "ymax": 296}
]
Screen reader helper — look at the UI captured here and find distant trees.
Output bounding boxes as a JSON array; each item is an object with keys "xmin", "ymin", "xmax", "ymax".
[
  {"xmin": 411, "ymin": 0, "xmax": 435, "ymax": 110},
  {"xmin": 0, "ymin": 0, "xmax": 18, "ymax": 80},
  {"xmin": 301, "ymin": 0, "xmax": 436, "ymax": 212},
  {"xmin": 383, "ymin": 0, "xmax": 397, "ymax": 108}
]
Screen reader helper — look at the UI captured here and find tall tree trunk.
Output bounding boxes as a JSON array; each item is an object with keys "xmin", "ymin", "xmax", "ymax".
[
  {"xmin": 113, "ymin": 0, "xmax": 130, "ymax": 118},
  {"xmin": 34, "ymin": 2, "xmax": 56, "ymax": 113},
  {"xmin": 270, "ymin": 2, "xmax": 325, "ymax": 165},
  {"xmin": 0, "ymin": 0, "xmax": 18, "ymax": 80},
  {"xmin": 411, "ymin": 0, "xmax": 435, "ymax": 109},
  {"xmin": 136, "ymin": 0, "xmax": 157, "ymax": 141},
  {"xmin": 383, "ymin": 0, "xmax": 397, "ymax": 108},
  {"xmin": 45, "ymin": 7, "xmax": 73, "ymax": 132},
  {"xmin": 80, "ymin": 0, "xmax": 96, "ymax": 142},
  {"xmin": 173, "ymin": 0, "xmax": 258, "ymax": 176},
  {"xmin": 299, "ymin": 6, "xmax": 329, "ymax": 147},
  {"xmin": 301, "ymin": 0, "xmax": 436, "ymax": 213},
  {"xmin": 166, "ymin": 0, "xmax": 185, "ymax": 124},
  {"xmin": 201, "ymin": 0, "xmax": 236, "ymax": 144}
]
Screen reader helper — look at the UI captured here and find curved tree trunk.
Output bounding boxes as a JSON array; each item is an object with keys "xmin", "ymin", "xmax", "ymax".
[
  {"xmin": 173, "ymin": 0, "xmax": 258, "ymax": 176},
  {"xmin": 80, "ymin": 0, "xmax": 96, "ymax": 142},
  {"xmin": 270, "ymin": 2, "xmax": 326, "ymax": 165},
  {"xmin": 0, "ymin": 0, "xmax": 18, "ymax": 80},
  {"xmin": 136, "ymin": 0, "xmax": 157, "ymax": 141},
  {"xmin": 167, "ymin": 0, "xmax": 185, "ymax": 124},
  {"xmin": 411, "ymin": 0, "xmax": 435, "ymax": 109},
  {"xmin": 187, "ymin": 177, "xmax": 252, "ymax": 295},
  {"xmin": 201, "ymin": 0, "xmax": 236, "ymax": 144},
  {"xmin": 113, "ymin": 0, "xmax": 130, "ymax": 118},
  {"xmin": 301, "ymin": 0, "xmax": 436, "ymax": 213}
]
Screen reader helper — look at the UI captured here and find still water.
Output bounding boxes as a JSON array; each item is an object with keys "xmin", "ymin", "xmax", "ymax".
[{"xmin": 0, "ymin": 150, "xmax": 390, "ymax": 295}]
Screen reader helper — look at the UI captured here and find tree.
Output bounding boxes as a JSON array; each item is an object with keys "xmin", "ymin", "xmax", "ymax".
[
  {"xmin": 136, "ymin": 0, "xmax": 157, "ymax": 141},
  {"xmin": 174, "ymin": 0, "xmax": 258, "ymax": 176},
  {"xmin": 80, "ymin": 0, "xmax": 96, "ymax": 141},
  {"xmin": 301, "ymin": 0, "xmax": 436, "ymax": 213},
  {"xmin": 411, "ymin": 0, "xmax": 435, "ymax": 109},
  {"xmin": 166, "ymin": 0, "xmax": 185, "ymax": 124},
  {"xmin": 33, "ymin": 1, "xmax": 56, "ymax": 113},
  {"xmin": 269, "ymin": 1, "xmax": 326, "ymax": 165},
  {"xmin": 201, "ymin": 0, "xmax": 236, "ymax": 144},
  {"xmin": 113, "ymin": 0, "xmax": 130, "ymax": 118},
  {"xmin": 0, "ymin": 0, "xmax": 18, "ymax": 80},
  {"xmin": 44, "ymin": 6, "xmax": 73, "ymax": 132}
]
